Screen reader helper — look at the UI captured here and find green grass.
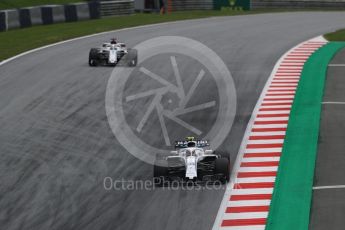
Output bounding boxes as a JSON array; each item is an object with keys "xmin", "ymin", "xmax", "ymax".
[
  {"xmin": 325, "ymin": 29, "xmax": 345, "ymax": 41},
  {"xmin": 0, "ymin": 0, "xmax": 86, "ymax": 10},
  {"xmin": 0, "ymin": 10, "xmax": 263, "ymax": 62}
]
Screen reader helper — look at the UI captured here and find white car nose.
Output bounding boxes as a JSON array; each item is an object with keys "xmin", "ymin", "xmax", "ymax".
[
  {"xmin": 109, "ymin": 50, "xmax": 117, "ymax": 63},
  {"xmin": 185, "ymin": 156, "xmax": 197, "ymax": 179}
]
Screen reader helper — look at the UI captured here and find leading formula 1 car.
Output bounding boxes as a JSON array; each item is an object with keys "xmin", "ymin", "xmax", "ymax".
[
  {"xmin": 88, "ymin": 38, "xmax": 137, "ymax": 67},
  {"xmin": 153, "ymin": 137, "xmax": 230, "ymax": 185}
]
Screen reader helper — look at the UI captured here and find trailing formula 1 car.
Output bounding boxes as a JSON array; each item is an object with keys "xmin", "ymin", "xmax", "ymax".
[
  {"xmin": 153, "ymin": 137, "xmax": 230, "ymax": 186},
  {"xmin": 88, "ymin": 38, "xmax": 138, "ymax": 67}
]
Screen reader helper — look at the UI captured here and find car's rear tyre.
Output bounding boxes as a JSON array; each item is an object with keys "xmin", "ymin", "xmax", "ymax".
[
  {"xmin": 89, "ymin": 48, "xmax": 100, "ymax": 67},
  {"xmin": 153, "ymin": 160, "xmax": 168, "ymax": 187},
  {"xmin": 215, "ymin": 158, "xmax": 230, "ymax": 183}
]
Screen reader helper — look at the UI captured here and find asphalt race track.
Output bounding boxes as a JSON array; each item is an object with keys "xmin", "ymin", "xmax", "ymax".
[{"xmin": 1, "ymin": 12, "xmax": 345, "ymax": 230}]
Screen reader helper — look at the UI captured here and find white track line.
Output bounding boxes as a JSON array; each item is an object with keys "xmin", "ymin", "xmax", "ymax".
[
  {"xmin": 250, "ymin": 131, "xmax": 286, "ymax": 136},
  {"xmin": 255, "ymin": 117, "xmax": 289, "ymax": 121},
  {"xmin": 219, "ymin": 225, "xmax": 266, "ymax": 230},
  {"xmin": 235, "ymin": 177, "xmax": 276, "ymax": 183},
  {"xmin": 313, "ymin": 185, "xmax": 345, "ymax": 190},
  {"xmin": 257, "ymin": 110, "xmax": 291, "ymax": 114},
  {"xmin": 245, "ymin": 148, "xmax": 282, "ymax": 153},
  {"xmin": 230, "ymin": 188, "xmax": 274, "ymax": 195},
  {"xmin": 264, "ymin": 95, "xmax": 295, "ymax": 99},
  {"xmin": 237, "ymin": 167, "xmax": 278, "ymax": 172},
  {"xmin": 228, "ymin": 200, "xmax": 271, "ymax": 207},
  {"xmin": 322, "ymin": 101, "xmax": 345, "ymax": 105},
  {"xmin": 242, "ymin": 157, "xmax": 281, "ymax": 162},
  {"xmin": 223, "ymin": 212, "xmax": 268, "ymax": 220},
  {"xmin": 247, "ymin": 140, "xmax": 284, "ymax": 145}
]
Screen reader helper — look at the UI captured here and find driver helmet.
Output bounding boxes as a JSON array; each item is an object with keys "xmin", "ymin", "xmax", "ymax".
[
  {"xmin": 111, "ymin": 38, "xmax": 117, "ymax": 44},
  {"xmin": 187, "ymin": 141, "xmax": 196, "ymax": 148},
  {"xmin": 186, "ymin": 136, "xmax": 196, "ymax": 147}
]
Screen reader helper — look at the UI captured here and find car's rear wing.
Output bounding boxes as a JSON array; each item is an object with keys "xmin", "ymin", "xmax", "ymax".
[{"xmin": 174, "ymin": 140, "xmax": 210, "ymax": 148}]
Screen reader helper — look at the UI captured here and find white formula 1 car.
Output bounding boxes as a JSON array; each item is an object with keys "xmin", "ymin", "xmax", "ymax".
[
  {"xmin": 154, "ymin": 137, "xmax": 230, "ymax": 185},
  {"xmin": 88, "ymin": 38, "xmax": 137, "ymax": 67}
]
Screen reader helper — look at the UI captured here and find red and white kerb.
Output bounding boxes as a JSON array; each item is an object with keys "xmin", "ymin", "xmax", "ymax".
[{"xmin": 212, "ymin": 37, "xmax": 327, "ymax": 230}]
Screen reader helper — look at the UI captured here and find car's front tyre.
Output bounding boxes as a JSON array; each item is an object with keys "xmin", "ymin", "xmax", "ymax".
[
  {"xmin": 215, "ymin": 158, "xmax": 230, "ymax": 183},
  {"xmin": 89, "ymin": 58, "xmax": 98, "ymax": 66}
]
